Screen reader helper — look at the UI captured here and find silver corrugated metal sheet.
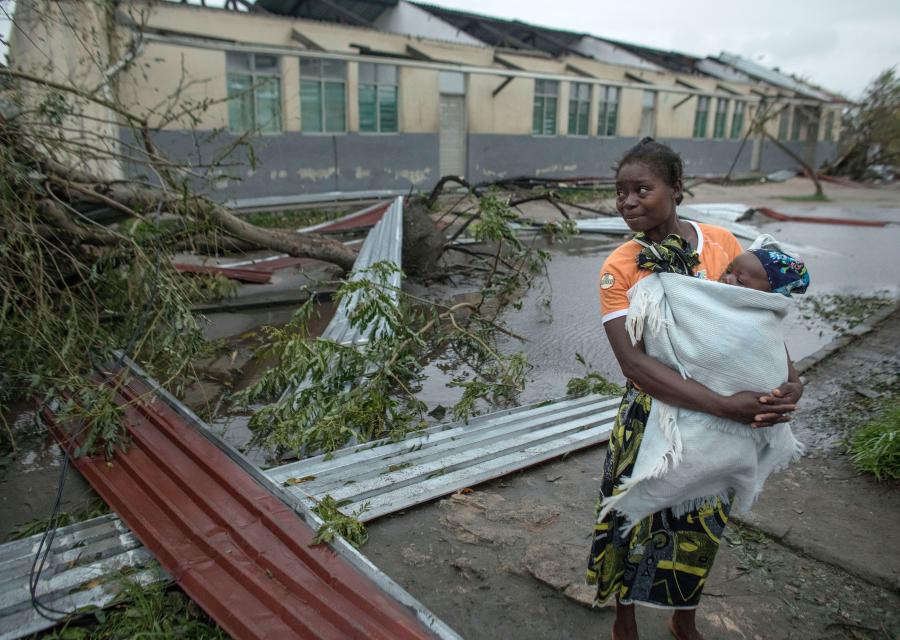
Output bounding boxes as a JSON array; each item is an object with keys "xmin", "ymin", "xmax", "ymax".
[
  {"xmin": 680, "ymin": 203, "xmax": 750, "ymax": 223},
  {"xmin": 569, "ymin": 204, "xmax": 760, "ymax": 240},
  {"xmin": 320, "ymin": 196, "xmax": 403, "ymax": 347},
  {"xmin": 0, "ymin": 391, "xmax": 616, "ymax": 638},
  {"xmin": 0, "ymin": 514, "xmax": 167, "ymax": 640},
  {"xmin": 226, "ymin": 190, "xmax": 406, "ymax": 211},
  {"xmin": 271, "ymin": 394, "xmax": 618, "ymax": 521}
]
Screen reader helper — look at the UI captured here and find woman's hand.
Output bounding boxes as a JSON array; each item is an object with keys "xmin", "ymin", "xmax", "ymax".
[
  {"xmin": 718, "ymin": 390, "xmax": 797, "ymax": 428},
  {"xmin": 752, "ymin": 380, "xmax": 804, "ymax": 428}
]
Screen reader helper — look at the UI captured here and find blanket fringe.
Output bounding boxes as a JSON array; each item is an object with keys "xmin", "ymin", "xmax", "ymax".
[
  {"xmin": 670, "ymin": 490, "xmax": 733, "ymax": 519},
  {"xmin": 626, "ymin": 286, "xmax": 664, "ymax": 346},
  {"xmin": 597, "ymin": 400, "xmax": 683, "ymax": 523}
]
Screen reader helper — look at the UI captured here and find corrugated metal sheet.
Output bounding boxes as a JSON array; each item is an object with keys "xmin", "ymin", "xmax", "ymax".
[
  {"xmin": 271, "ymin": 394, "xmax": 618, "ymax": 521},
  {"xmin": 298, "ymin": 201, "xmax": 391, "ymax": 235},
  {"xmin": 173, "ymin": 263, "xmax": 273, "ymax": 283},
  {"xmin": 0, "ymin": 514, "xmax": 166, "ymax": 640},
  {"xmin": 227, "ymin": 190, "xmax": 406, "ymax": 212},
  {"xmin": 316, "ymin": 196, "xmax": 403, "ymax": 347},
  {"xmin": 681, "ymin": 203, "xmax": 750, "ymax": 223},
  {"xmin": 37, "ymin": 360, "xmax": 453, "ymax": 640},
  {"xmin": 0, "ymin": 392, "xmax": 616, "ymax": 638},
  {"xmin": 571, "ymin": 207, "xmax": 762, "ymax": 241},
  {"xmin": 222, "ymin": 254, "xmax": 317, "ymax": 272}
]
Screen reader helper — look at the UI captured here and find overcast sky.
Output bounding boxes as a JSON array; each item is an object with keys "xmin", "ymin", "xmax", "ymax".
[{"xmin": 2, "ymin": 0, "xmax": 897, "ymax": 99}]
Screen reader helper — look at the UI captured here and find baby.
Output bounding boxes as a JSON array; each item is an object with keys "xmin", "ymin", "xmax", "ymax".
[{"xmin": 720, "ymin": 248, "xmax": 810, "ymax": 296}]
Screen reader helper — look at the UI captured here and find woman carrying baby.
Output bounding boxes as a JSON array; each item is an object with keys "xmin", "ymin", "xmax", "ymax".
[{"xmin": 586, "ymin": 138, "xmax": 804, "ymax": 640}]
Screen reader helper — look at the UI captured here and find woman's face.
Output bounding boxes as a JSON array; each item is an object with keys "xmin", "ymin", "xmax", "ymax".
[{"xmin": 615, "ymin": 162, "xmax": 681, "ymax": 232}]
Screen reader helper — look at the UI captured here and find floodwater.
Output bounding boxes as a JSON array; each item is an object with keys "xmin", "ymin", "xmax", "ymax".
[{"xmin": 422, "ymin": 211, "xmax": 900, "ymax": 409}]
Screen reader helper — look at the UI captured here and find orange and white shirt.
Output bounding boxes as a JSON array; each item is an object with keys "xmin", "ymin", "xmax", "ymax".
[{"xmin": 599, "ymin": 221, "xmax": 743, "ymax": 324}]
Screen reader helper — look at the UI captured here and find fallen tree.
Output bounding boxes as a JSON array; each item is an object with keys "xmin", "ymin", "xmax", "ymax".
[{"xmin": 824, "ymin": 68, "xmax": 900, "ymax": 180}]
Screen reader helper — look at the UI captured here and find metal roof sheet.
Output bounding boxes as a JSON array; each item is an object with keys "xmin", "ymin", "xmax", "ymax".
[
  {"xmin": 716, "ymin": 53, "xmax": 833, "ymax": 101},
  {"xmin": 38, "ymin": 361, "xmax": 449, "ymax": 640},
  {"xmin": 257, "ymin": 0, "xmax": 397, "ymax": 25},
  {"xmin": 412, "ymin": 3, "xmax": 584, "ymax": 57}
]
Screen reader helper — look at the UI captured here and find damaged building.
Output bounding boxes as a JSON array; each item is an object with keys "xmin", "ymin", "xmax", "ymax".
[{"xmin": 10, "ymin": 0, "xmax": 848, "ymax": 199}]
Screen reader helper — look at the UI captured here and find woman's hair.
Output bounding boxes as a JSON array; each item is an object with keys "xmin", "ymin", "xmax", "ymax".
[{"xmin": 616, "ymin": 137, "xmax": 684, "ymax": 205}]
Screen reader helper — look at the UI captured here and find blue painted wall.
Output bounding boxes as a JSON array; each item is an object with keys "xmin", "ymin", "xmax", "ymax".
[{"xmin": 126, "ymin": 130, "xmax": 839, "ymax": 199}]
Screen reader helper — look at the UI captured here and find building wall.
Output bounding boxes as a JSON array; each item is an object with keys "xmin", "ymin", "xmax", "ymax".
[
  {"xmin": 466, "ymin": 135, "xmax": 757, "ymax": 182},
  {"xmin": 124, "ymin": 130, "xmax": 439, "ymax": 198},
  {"xmin": 9, "ymin": 0, "xmax": 124, "ymax": 179}
]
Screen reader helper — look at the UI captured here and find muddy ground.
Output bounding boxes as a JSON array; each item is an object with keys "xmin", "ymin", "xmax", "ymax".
[{"xmin": 363, "ymin": 308, "xmax": 900, "ymax": 640}]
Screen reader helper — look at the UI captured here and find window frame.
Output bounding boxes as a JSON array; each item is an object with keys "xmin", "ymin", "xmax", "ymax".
[
  {"xmin": 824, "ymin": 110, "xmax": 835, "ymax": 142},
  {"xmin": 567, "ymin": 82, "xmax": 590, "ymax": 136},
  {"xmin": 300, "ymin": 58, "xmax": 347, "ymax": 134},
  {"xmin": 693, "ymin": 95, "xmax": 710, "ymax": 139},
  {"xmin": 712, "ymin": 97, "xmax": 729, "ymax": 139},
  {"xmin": 791, "ymin": 107, "xmax": 806, "ymax": 141},
  {"xmin": 730, "ymin": 101, "xmax": 745, "ymax": 139},
  {"xmin": 226, "ymin": 52, "xmax": 283, "ymax": 135},
  {"xmin": 639, "ymin": 90, "xmax": 657, "ymax": 137},
  {"xmin": 358, "ymin": 62, "xmax": 399, "ymax": 134},
  {"xmin": 778, "ymin": 107, "xmax": 791, "ymax": 141},
  {"xmin": 596, "ymin": 85, "xmax": 619, "ymax": 137},
  {"xmin": 532, "ymin": 79, "xmax": 559, "ymax": 136}
]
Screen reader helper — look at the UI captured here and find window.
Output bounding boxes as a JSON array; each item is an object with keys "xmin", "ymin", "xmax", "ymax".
[
  {"xmin": 778, "ymin": 108, "xmax": 791, "ymax": 140},
  {"xmin": 693, "ymin": 96, "xmax": 710, "ymax": 138},
  {"xmin": 639, "ymin": 90, "xmax": 656, "ymax": 137},
  {"xmin": 791, "ymin": 108, "xmax": 806, "ymax": 141},
  {"xmin": 824, "ymin": 110, "xmax": 835, "ymax": 142},
  {"xmin": 730, "ymin": 101, "xmax": 745, "ymax": 139},
  {"xmin": 532, "ymin": 79, "xmax": 558, "ymax": 135},
  {"xmin": 567, "ymin": 82, "xmax": 590, "ymax": 136},
  {"xmin": 597, "ymin": 86, "xmax": 619, "ymax": 136},
  {"xmin": 300, "ymin": 58, "xmax": 346, "ymax": 133},
  {"xmin": 227, "ymin": 52, "xmax": 282, "ymax": 133},
  {"xmin": 358, "ymin": 63, "xmax": 398, "ymax": 133},
  {"xmin": 713, "ymin": 97, "xmax": 729, "ymax": 138}
]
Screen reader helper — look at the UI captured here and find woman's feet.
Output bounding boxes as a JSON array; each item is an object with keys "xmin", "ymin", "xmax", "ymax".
[
  {"xmin": 668, "ymin": 609, "xmax": 705, "ymax": 640},
  {"xmin": 611, "ymin": 602, "xmax": 706, "ymax": 640},
  {"xmin": 611, "ymin": 601, "xmax": 638, "ymax": 640}
]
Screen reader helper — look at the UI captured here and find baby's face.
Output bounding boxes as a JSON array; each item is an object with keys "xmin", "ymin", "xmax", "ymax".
[{"xmin": 719, "ymin": 252, "xmax": 771, "ymax": 292}]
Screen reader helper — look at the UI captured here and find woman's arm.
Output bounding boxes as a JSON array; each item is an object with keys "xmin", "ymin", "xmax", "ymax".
[{"xmin": 605, "ymin": 317, "xmax": 797, "ymax": 425}]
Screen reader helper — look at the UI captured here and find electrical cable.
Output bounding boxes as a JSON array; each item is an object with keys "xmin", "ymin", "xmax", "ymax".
[{"xmin": 27, "ymin": 208, "xmax": 164, "ymax": 622}]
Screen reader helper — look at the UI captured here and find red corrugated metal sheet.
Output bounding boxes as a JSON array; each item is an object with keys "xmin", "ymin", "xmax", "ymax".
[
  {"xmin": 44, "ymin": 369, "xmax": 440, "ymax": 640},
  {"xmin": 755, "ymin": 206, "xmax": 887, "ymax": 228},
  {"xmin": 174, "ymin": 263, "xmax": 273, "ymax": 283},
  {"xmin": 301, "ymin": 202, "xmax": 391, "ymax": 234},
  {"xmin": 239, "ymin": 256, "xmax": 316, "ymax": 272}
]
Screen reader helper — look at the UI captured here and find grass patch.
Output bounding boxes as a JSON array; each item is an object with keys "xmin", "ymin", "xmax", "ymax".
[
  {"xmin": 43, "ymin": 579, "xmax": 226, "ymax": 639},
  {"xmin": 848, "ymin": 396, "xmax": 900, "ymax": 481},
  {"xmin": 779, "ymin": 193, "xmax": 830, "ymax": 202},
  {"xmin": 243, "ymin": 208, "xmax": 347, "ymax": 229}
]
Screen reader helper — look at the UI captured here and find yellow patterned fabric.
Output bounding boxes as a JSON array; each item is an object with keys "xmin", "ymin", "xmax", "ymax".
[{"xmin": 586, "ymin": 386, "xmax": 730, "ymax": 608}]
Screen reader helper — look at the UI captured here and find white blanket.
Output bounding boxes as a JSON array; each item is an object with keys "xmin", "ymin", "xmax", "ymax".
[{"xmin": 599, "ymin": 272, "xmax": 804, "ymax": 531}]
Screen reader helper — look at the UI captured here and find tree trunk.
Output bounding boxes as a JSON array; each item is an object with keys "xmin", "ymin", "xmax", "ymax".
[
  {"xmin": 59, "ymin": 180, "xmax": 359, "ymax": 271},
  {"xmin": 760, "ymin": 129, "xmax": 824, "ymax": 197}
]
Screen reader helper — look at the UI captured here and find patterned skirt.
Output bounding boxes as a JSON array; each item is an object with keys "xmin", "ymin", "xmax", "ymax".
[{"xmin": 586, "ymin": 385, "xmax": 731, "ymax": 609}]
